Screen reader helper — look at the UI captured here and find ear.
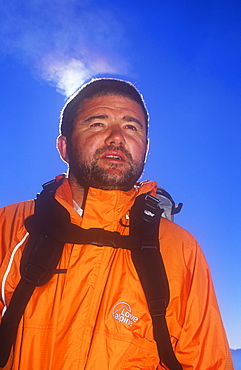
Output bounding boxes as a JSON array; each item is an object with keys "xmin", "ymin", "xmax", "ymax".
[{"xmin": 57, "ymin": 135, "xmax": 69, "ymax": 164}]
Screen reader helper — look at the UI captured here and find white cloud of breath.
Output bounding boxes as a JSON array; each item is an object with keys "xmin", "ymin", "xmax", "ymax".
[
  {"xmin": 39, "ymin": 55, "xmax": 118, "ymax": 96},
  {"xmin": 42, "ymin": 58, "xmax": 94, "ymax": 97},
  {"xmin": 0, "ymin": 0, "xmax": 130, "ymax": 96}
]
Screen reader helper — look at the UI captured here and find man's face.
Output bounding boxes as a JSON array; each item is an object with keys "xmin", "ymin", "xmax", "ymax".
[{"xmin": 58, "ymin": 95, "xmax": 148, "ymax": 191}]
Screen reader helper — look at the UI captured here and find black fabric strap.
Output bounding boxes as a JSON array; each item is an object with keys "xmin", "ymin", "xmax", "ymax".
[
  {"xmin": 0, "ymin": 280, "xmax": 35, "ymax": 367},
  {"xmin": 130, "ymin": 194, "xmax": 182, "ymax": 370}
]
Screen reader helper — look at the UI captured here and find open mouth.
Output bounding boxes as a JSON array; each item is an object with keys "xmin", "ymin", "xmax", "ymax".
[
  {"xmin": 104, "ymin": 154, "xmax": 123, "ymax": 160},
  {"xmin": 100, "ymin": 151, "xmax": 126, "ymax": 161}
]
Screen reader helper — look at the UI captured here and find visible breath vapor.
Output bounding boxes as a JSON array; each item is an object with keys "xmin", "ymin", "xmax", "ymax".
[{"xmin": 0, "ymin": 0, "xmax": 129, "ymax": 96}]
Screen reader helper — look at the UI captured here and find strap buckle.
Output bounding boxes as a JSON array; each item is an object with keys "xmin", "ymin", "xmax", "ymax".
[
  {"xmin": 23, "ymin": 264, "xmax": 46, "ymax": 285},
  {"xmin": 89, "ymin": 229, "xmax": 120, "ymax": 248},
  {"xmin": 143, "ymin": 195, "xmax": 160, "ymax": 222}
]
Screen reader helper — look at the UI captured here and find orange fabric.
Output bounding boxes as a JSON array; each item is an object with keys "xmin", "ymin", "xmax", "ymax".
[{"xmin": 0, "ymin": 178, "xmax": 233, "ymax": 369}]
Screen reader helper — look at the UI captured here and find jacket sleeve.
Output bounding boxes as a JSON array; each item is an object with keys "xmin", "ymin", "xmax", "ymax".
[
  {"xmin": 0, "ymin": 201, "xmax": 34, "ymax": 318},
  {"xmin": 175, "ymin": 238, "xmax": 233, "ymax": 369}
]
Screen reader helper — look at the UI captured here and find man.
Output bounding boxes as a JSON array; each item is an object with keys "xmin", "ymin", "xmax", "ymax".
[{"xmin": 0, "ymin": 78, "xmax": 233, "ymax": 369}]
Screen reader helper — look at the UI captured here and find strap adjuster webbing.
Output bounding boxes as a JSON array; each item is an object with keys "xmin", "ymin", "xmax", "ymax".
[{"xmin": 148, "ymin": 299, "xmax": 167, "ymax": 317}]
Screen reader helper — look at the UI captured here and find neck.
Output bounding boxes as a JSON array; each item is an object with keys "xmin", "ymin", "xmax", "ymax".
[{"xmin": 68, "ymin": 173, "xmax": 86, "ymax": 208}]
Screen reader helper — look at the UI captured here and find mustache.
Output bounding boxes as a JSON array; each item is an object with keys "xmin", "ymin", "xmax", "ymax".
[{"xmin": 94, "ymin": 145, "xmax": 133, "ymax": 161}]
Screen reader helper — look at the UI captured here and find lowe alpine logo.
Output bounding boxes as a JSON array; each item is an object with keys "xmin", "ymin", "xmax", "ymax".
[{"xmin": 112, "ymin": 302, "xmax": 139, "ymax": 327}]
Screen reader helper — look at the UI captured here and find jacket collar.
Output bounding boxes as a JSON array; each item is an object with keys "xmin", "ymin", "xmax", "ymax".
[{"xmin": 54, "ymin": 176, "xmax": 158, "ymax": 228}]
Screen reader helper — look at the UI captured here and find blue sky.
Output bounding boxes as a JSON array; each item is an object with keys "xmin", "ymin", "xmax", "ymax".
[{"xmin": 0, "ymin": 0, "xmax": 240, "ymax": 351}]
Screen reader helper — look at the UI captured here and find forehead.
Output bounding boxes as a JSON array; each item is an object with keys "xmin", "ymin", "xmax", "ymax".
[{"xmin": 76, "ymin": 95, "xmax": 146, "ymax": 123}]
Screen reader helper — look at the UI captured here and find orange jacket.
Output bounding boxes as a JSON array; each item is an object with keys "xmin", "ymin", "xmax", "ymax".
[{"xmin": 0, "ymin": 178, "xmax": 233, "ymax": 369}]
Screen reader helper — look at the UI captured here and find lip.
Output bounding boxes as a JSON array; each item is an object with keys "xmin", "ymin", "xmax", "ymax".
[{"xmin": 100, "ymin": 150, "xmax": 126, "ymax": 161}]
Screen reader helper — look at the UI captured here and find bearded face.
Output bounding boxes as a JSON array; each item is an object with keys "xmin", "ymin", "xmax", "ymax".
[
  {"xmin": 58, "ymin": 95, "xmax": 148, "ymax": 192},
  {"xmin": 67, "ymin": 143, "xmax": 145, "ymax": 191}
]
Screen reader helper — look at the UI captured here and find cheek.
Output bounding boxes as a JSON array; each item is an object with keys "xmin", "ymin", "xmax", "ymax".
[
  {"xmin": 130, "ymin": 141, "xmax": 147, "ymax": 161},
  {"xmin": 83, "ymin": 140, "xmax": 100, "ymax": 155},
  {"xmin": 71, "ymin": 136, "xmax": 99, "ymax": 158}
]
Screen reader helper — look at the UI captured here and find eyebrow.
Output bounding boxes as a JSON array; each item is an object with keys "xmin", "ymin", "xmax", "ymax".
[
  {"xmin": 84, "ymin": 115, "xmax": 108, "ymax": 123},
  {"xmin": 84, "ymin": 114, "xmax": 144, "ymax": 128}
]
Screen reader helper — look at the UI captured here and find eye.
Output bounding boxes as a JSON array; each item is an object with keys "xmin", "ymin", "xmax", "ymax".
[
  {"xmin": 125, "ymin": 124, "xmax": 138, "ymax": 131},
  {"xmin": 90, "ymin": 122, "xmax": 105, "ymax": 128}
]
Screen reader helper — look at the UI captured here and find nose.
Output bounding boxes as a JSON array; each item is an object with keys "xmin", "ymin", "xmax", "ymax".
[{"xmin": 104, "ymin": 124, "xmax": 126, "ymax": 146}]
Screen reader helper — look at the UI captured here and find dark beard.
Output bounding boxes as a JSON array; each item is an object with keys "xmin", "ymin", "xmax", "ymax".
[{"xmin": 68, "ymin": 145, "xmax": 145, "ymax": 191}]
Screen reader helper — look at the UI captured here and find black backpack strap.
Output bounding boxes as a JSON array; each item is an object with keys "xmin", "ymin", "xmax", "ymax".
[
  {"xmin": 0, "ymin": 180, "xmax": 68, "ymax": 367},
  {"xmin": 0, "ymin": 279, "xmax": 35, "ymax": 367},
  {"xmin": 130, "ymin": 194, "xmax": 182, "ymax": 370}
]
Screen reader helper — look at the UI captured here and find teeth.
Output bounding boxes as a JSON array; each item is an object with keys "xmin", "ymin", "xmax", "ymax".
[{"xmin": 105, "ymin": 155, "xmax": 122, "ymax": 160}]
